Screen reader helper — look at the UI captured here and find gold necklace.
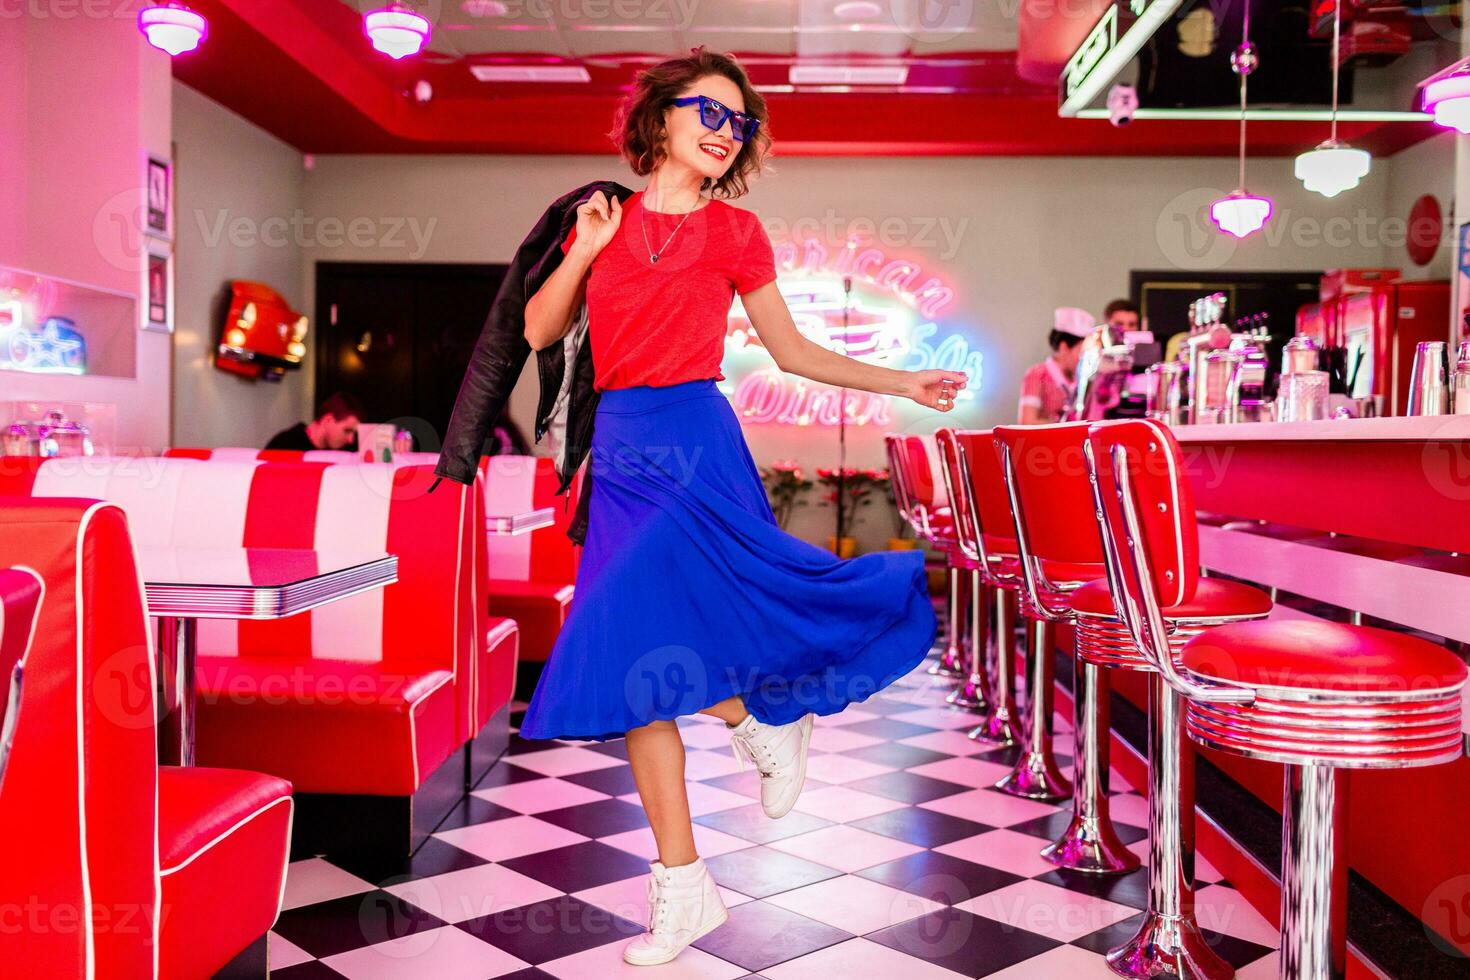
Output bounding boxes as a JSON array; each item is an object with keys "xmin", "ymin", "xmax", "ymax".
[{"xmin": 640, "ymin": 197, "xmax": 699, "ymax": 264}]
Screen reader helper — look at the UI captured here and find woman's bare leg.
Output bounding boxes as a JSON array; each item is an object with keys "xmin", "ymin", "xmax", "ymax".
[
  {"xmin": 625, "ymin": 720, "xmax": 698, "ymax": 867},
  {"xmin": 698, "ymin": 696, "xmax": 749, "ymax": 726}
]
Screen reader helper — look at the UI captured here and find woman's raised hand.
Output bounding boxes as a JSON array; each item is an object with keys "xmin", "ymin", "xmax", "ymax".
[
  {"xmin": 574, "ymin": 191, "xmax": 623, "ymax": 258},
  {"xmin": 906, "ymin": 370, "xmax": 969, "ymax": 412}
]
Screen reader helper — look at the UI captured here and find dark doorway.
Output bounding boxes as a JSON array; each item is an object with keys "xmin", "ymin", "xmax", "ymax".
[
  {"xmin": 1130, "ymin": 269, "xmax": 1322, "ymax": 374},
  {"xmin": 315, "ymin": 262, "xmax": 508, "ymax": 450}
]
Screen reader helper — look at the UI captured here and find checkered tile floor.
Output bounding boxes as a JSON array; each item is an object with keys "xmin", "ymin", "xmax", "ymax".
[{"xmin": 266, "ymin": 652, "xmax": 1282, "ymax": 979}]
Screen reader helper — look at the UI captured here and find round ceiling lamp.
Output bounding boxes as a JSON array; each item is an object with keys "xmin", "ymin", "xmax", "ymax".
[
  {"xmin": 1210, "ymin": 5, "xmax": 1271, "ymax": 238},
  {"xmin": 365, "ymin": 5, "xmax": 433, "ymax": 60},
  {"xmin": 1423, "ymin": 68, "xmax": 1470, "ymax": 134},
  {"xmin": 1295, "ymin": 0, "xmax": 1370, "ymax": 198},
  {"xmin": 137, "ymin": 3, "xmax": 208, "ymax": 57}
]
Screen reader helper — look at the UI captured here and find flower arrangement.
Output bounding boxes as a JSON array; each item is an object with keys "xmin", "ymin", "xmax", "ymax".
[
  {"xmin": 760, "ymin": 459, "xmax": 813, "ymax": 530},
  {"xmin": 817, "ymin": 467, "xmax": 888, "ymax": 534}
]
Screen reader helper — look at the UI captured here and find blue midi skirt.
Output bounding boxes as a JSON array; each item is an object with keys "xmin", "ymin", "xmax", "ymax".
[{"xmin": 518, "ymin": 378, "xmax": 937, "ymax": 742}]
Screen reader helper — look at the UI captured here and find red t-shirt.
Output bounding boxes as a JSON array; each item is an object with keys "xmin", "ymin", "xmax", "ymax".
[{"xmin": 559, "ymin": 191, "xmax": 777, "ymax": 391}]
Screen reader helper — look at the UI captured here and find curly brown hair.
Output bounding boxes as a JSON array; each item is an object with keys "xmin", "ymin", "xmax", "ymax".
[{"xmin": 610, "ymin": 47, "xmax": 772, "ymax": 200}]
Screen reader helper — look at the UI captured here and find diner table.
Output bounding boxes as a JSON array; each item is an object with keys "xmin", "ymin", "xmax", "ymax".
[
  {"xmin": 487, "ymin": 506, "xmax": 555, "ymax": 535},
  {"xmin": 139, "ymin": 547, "xmax": 398, "ymax": 765}
]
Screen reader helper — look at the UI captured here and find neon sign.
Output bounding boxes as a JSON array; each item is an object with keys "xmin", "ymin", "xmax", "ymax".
[
  {"xmin": 725, "ymin": 238, "xmax": 982, "ymax": 426},
  {"xmin": 1058, "ymin": 0, "xmax": 1184, "ymax": 117},
  {"xmin": 1062, "ymin": 6, "xmax": 1117, "ymax": 101},
  {"xmin": 0, "ymin": 301, "xmax": 87, "ymax": 376}
]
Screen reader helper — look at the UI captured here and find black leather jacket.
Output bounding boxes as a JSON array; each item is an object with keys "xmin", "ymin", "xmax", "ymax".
[{"xmin": 433, "ymin": 179, "xmax": 636, "ymax": 544}]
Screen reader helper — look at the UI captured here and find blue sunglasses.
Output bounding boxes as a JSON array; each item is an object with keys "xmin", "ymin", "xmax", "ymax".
[{"xmin": 672, "ymin": 95, "xmax": 759, "ymax": 142}]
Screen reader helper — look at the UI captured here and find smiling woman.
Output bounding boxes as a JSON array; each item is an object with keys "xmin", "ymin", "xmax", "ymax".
[{"xmin": 446, "ymin": 46, "xmax": 967, "ymax": 968}]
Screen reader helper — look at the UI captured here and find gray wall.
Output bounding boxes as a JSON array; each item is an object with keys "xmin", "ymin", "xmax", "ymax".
[{"xmin": 170, "ymin": 82, "xmax": 311, "ymax": 449}]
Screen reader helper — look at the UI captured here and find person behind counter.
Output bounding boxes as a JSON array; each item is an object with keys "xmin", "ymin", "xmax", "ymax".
[
  {"xmin": 1102, "ymin": 297, "xmax": 1140, "ymax": 334},
  {"xmin": 264, "ymin": 391, "xmax": 362, "ymax": 452},
  {"xmin": 1017, "ymin": 307, "xmax": 1097, "ymax": 424}
]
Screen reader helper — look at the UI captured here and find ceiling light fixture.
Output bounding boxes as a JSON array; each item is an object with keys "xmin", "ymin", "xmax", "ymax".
[
  {"xmin": 365, "ymin": 5, "xmax": 432, "ymax": 60},
  {"xmin": 1211, "ymin": 0, "xmax": 1271, "ymax": 238},
  {"xmin": 137, "ymin": 2, "xmax": 208, "ymax": 57},
  {"xmin": 789, "ymin": 65, "xmax": 908, "ymax": 86},
  {"xmin": 1422, "ymin": 60, "xmax": 1470, "ymax": 133},
  {"xmin": 1294, "ymin": 0, "xmax": 1370, "ymax": 198},
  {"xmin": 832, "ymin": 1, "xmax": 883, "ymax": 21}
]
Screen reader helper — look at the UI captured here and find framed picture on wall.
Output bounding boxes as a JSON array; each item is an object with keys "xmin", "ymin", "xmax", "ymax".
[
  {"xmin": 146, "ymin": 157, "xmax": 171, "ymax": 238},
  {"xmin": 144, "ymin": 244, "xmax": 172, "ymax": 334}
]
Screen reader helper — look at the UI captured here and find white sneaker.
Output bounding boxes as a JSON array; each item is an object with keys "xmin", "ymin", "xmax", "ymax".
[
  {"xmin": 728, "ymin": 712, "xmax": 814, "ymax": 818},
  {"xmin": 622, "ymin": 857, "xmax": 728, "ymax": 966}
]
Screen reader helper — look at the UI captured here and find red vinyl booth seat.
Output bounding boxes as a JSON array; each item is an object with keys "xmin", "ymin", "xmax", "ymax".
[
  {"xmin": 157, "ymin": 766, "xmax": 293, "ymax": 978},
  {"xmin": 193, "ymin": 462, "xmax": 476, "ymax": 796},
  {"xmin": 169, "ymin": 448, "xmax": 562, "ymax": 668},
  {"xmin": 0, "ymin": 456, "xmax": 505, "ymax": 797},
  {"xmin": 478, "ymin": 455, "xmax": 581, "ymax": 663},
  {"xmin": 0, "ymin": 566, "xmax": 42, "ymax": 781},
  {"xmin": 0, "ymin": 499, "xmax": 291, "ymax": 979}
]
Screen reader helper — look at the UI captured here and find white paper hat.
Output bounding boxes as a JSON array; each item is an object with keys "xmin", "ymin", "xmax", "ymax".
[{"xmin": 1054, "ymin": 307, "xmax": 1098, "ymax": 338}]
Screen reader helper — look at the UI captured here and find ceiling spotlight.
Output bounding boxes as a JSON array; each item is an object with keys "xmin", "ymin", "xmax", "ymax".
[
  {"xmin": 138, "ymin": 2, "xmax": 208, "ymax": 57},
  {"xmin": 365, "ymin": 5, "xmax": 432, "ymax": 60}
]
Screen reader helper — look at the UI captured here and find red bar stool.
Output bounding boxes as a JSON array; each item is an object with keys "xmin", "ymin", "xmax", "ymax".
[
  {"xmin": 1091, "ymin": 419, "xmax": 1466, "ymax": 980},
  {"xmin": 994, "ymin": 423, "xmax": 1134, "ymax": 869},
  {"xmin": 887, "ymin": 434, "xmax": 971, "ymax": 685},
  {"xmin": 948, "ymin": 428, "xmax": 1072, "ymax": 786},
  {"xmin": 936, "ymin": 428, "xmax": 1033, "ymax": 737},
  {"xmin": 1077, "ymin": 422, "xmax": 1274, "ymax": 976}
]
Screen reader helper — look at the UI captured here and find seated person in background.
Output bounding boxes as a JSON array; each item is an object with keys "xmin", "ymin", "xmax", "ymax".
[
  {"xmin": 1017, "ymin": 307, "xmax": 1096, "ymax": 424},
  {"xmin": 265, "ymin": 391, "xmax": 362, "ymax": 452}
]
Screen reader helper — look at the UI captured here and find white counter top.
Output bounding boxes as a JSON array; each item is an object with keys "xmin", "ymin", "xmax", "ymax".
[{"xmin": 1172, "ymin": 415, "xmax": 1470, "ymax": 443}]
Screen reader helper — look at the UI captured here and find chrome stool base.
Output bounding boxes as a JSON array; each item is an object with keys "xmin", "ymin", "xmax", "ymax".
[
  {"xmin": 996, "ymin": 619, "xmax": 1070, "ymax": 802},
  {"xmin": 1044, "ymin": 660, "xmax": 1139, "ymax": 875},
  {"xmin": 994, "ymin": 750, "xmax": 1071, "ymax": 801},
  {"xmin": 947, "ymin": 571, "xmax": 991, "ymax": 713},
  {"xmin": 970, "ymin": 586, "xmax": 1021, "ymax": 746},
  {"xmin": 1042, "ymin": 814, "xmax": 1140, "ymax": 875},
  {"xmin": 1105, "ymin": 911, "xmax": 1233, "ymax": 980},
  {"xmin": 946, "ymin": 680, "xmax": 988, "ymax": 710},
  {"xmin": 929, "ymin": 567, "xmax": 966, "ymax": 677},
  {"xmin": 1109, "ymin": 678, "xmax": 1226, "ymax": 979},
  {"xmin": 968, "ymin": 708, "xmax": 1022, "ymax": 747}
]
